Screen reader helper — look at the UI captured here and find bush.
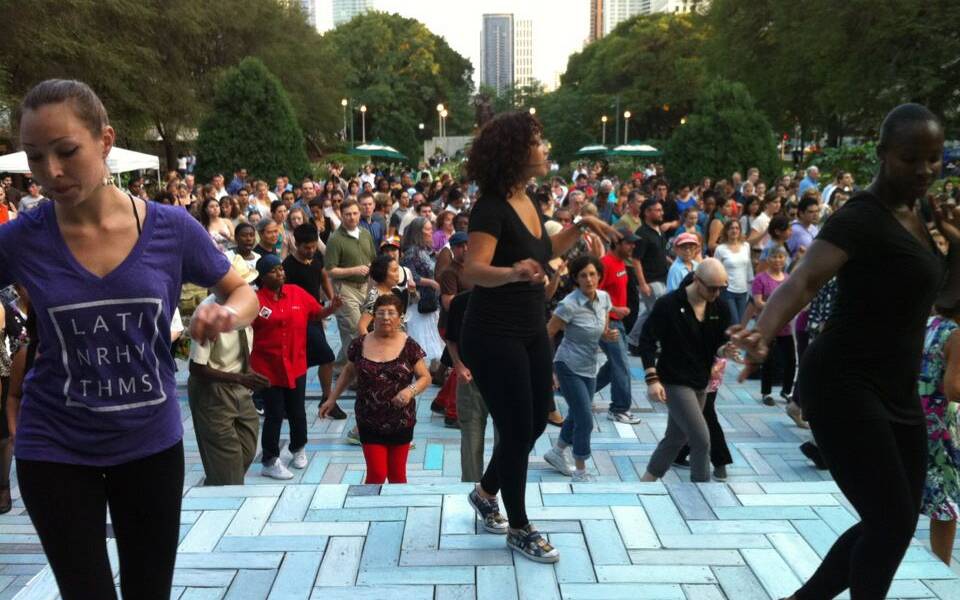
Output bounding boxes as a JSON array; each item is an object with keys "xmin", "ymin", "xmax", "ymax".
[
  {"xmin": 665, "ymin": 79, "xmax": 780, "ymax": 186},
  {"xmin": 195, "ymin": 57, "xmax": 311, "ymax": 182},
  {"xmin": 811, "ymin": 143, "xmax": 879, "ymax": 188}
]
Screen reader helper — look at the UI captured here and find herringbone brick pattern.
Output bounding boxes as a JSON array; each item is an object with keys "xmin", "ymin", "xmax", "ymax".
[{"xmin": 7, "ymin": 323, "xmax": 960, "ymax": 599}]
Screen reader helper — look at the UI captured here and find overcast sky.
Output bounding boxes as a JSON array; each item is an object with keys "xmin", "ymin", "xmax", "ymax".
[{"xmin": 372, "ymin": 0, "xmax": 590, "ymax": 89}]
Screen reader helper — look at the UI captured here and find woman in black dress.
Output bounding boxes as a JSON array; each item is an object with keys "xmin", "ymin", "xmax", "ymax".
[
  {"xmin": 731, "ymin": 103, "xmax": 960, "ymax": 599},
  {"xmin": 461, "ymin": 111, "xmax": 617, "ymax": 563}
]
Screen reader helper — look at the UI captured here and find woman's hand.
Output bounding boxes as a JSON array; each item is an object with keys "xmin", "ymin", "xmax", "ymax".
[
  {"xmin": 392, "ymin": 387, "xmax": 415, "ymax": 406},
  {"xmin": 647, "ymin": 381, "xmax": 667, "ymax": 403},
  {"xmin": 190, "ymin": 303, "xmax": 237, "ymax": 344},
  {"xmin": 601, "ymin": 327, "xmax": 620, "ymax": 342},
  {"xmin": 318, "ymin": 399, "xmax": 338, "ymax": 418},
  {"xmin": 511, "ymin": 258, "xmax": 545, "ymax": 284},
  {"xmin": 579, "ymin": 216, "xmax": 622, "ymax": 244},
  {"xmin": 726, "ymin": 324, "xmax": 769, "ymax": 381},
  {"xmin": 931, "ymin": 196, "xmax": 960, "ymax": 245}
]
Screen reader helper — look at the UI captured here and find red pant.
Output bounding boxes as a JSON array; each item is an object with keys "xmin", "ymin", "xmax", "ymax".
[{"xmin": 361, "ymin": 443, "xmax": 410, "ymax": 484}]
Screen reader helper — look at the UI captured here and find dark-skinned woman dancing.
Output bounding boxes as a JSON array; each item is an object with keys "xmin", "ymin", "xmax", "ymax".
[{"xmin": 730, "ymin": 103, "xmax": 960, "ymax": 600}]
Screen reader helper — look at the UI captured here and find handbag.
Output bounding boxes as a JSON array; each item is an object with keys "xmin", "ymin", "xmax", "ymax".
[{"xmin": 417, "ymin": 285, "xmax": 439, "ymax": 314}]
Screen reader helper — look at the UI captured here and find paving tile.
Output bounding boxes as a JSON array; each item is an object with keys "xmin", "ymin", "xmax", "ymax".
[
  {"xmin": 514, "ymin": 556, "xmax": 561, "ymax": 600},
  {"xmin": 612, "ymin": 505, "xmax": 660, "ymax": 549},
  {"xmin": 359, "ymin": 521, "xmax": 404, "ymax": 569},
  {"xmin": 224, "ymin": 569, "xmax": 278, "ymax": 600},
  {"xmin": 225, "ymin": 497, "xmax": 278, "ymax": 537},
  {"xmin": 687, "ymin": 520, "xmax": 797, "ymax": 534},
  {"xmin": 356, "ymin": 566, "xmax": 474, "ymax": 585},
  {"xmin": 176, "ymin": 552, "xmax": 283, "ymax": 569},
  {"xmin": 400, "ymin": 549, "xmax": 512, "ymax": 566},
  {"xmin": 659, "ymin": 534, "xmax": 771, "ymax": 549},
  {"xmin": 315, "ymin": 537, "xmax": 364, "ymax": 587},
  {"xmin": 477, "ymin": 565, "xmax": 518, "ymax": 600},
  {"xmin": 550, "ymin": 533, "xmax": 596, "ymax": 584},
  {"xmin": 217, "ymin": 535, "xmax": 328, "ymax": 553},
  {"xmin": 640, "ymin": 495, "xmax": 689, "ymax": 535},
  {"xmin": 178, "ymin": 511, "xmax": 236, "ymax": 553},
  {"xmin": 542, "ymin": 493, "xmax": 640, "ymax": 507},
  {"xmin": 582, "ymin": 520, "xmax": 630, "ymax": 565},
  {"xmin": 595, "ymin": 565, "xmax": 714, "ymax": 584},
  {"xmin": 306, "ymin": 507, "xmax": 407, "ymax": 522},
  {"xmin": 345, "ymin": 495, "xmax": 441, "ymax": 508},
  {"xmin": 173, "ymin": 569, "xmax": 237, "ymax": 587},
  {"xmin": 435, "ymin": 584, "xmax": 475, "ymax": 600},
  {"xmin": 628, "ymin": 550, "xmax": 744, "ymax": 566},
  {"xmin": 737, "ymin": 493, "xmax": 839, "ymax": 507},
  {"xmin": 271, "ymin": 485, "xmax": 316, "ymax": 522},
  {"xmin": 268, "ymin": 551, "xmax": 322, "ymax": 599},
  {"xmin": 261, "ymin": 522, "xmax": 367, "ymax": 537},
  {"xmin": 712, "ymin": 506, "xmax": 819, "ymax": 520},
  {"xmin": 310, "ymin": 585, "xmax": 434, "ymax": 600},
  {"xmin": 681, "ymin": 584, "xmax": 727, "ymax": 600},
  {"xmin": 558, "ymin": 583, "xmax": 685, "ymax": 599},
  {"xmin": 309, "ymin": 484, "xmax": 349, "ymax": 509},
  {"xmin": 402, "ymin": 507, "xmax": 441, "ymax": 551},
  {"xmin": 741, "ymin": 548, "xmax": 803, "ymax": 599},
  {"xmin": 712, "ymin": 566, "xmax": 771, "ymax": 600},
  {"xmin": 441, "ymin": 494, "xmax": 475, "ymax": 535}
]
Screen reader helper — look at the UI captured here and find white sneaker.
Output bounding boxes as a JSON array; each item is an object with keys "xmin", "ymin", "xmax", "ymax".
[
  {"xmin": 290, "ymin": 448, "xmax": 308, "ymax": 469},
  {"xmin": 571, "ymin": 470, "xmax": 594, "ymax": 483},
  {"xmin": 608, "ymin": 410, "xmax": 641, "ymax": 424},
  {"xmin": 261, "ymin": 461, "xmax": 294, "ymax": 480},
  {"xmin": 543, "ymin": 447, "xmax": 573, "ymax": 476}
]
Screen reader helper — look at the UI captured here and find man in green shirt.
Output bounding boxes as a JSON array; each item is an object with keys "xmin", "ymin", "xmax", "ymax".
[{"xmin": 324, "ymin": 199, "xmax": 377, "ymax": 365}]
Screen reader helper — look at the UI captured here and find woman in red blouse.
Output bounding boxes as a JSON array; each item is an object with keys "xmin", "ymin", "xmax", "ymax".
[
  {"xmin": 252, "ymin": 254, "xmax": 340, "ymax": 480},
  {"xmin": 320, "ymin": 294, "xmax": 431, "ymax": 484}
]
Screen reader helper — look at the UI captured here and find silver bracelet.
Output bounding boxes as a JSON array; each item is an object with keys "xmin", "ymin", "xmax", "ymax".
[{"xmin": 407, "ymin": 383, "xmax": 417, "ymax": 397}]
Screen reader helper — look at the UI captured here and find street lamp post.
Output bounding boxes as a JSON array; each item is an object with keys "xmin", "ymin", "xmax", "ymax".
[
  {"xmin": 340, "ymin": 98, "xmax": 348, "ymax": 144},
  {"xmin": 623, "ymin": 110, "xmax": 631, "ymax": 145},
  {"xmin": 360, "ymin": 105, "xmax": 367, "ymax": 144},
  {"xmin": 601, "ymin": 115, "xmax": 608, "ymax": 145},
  {"xmin": 440, "ymin": 109, "xmax": 448, "ymax": 154}
]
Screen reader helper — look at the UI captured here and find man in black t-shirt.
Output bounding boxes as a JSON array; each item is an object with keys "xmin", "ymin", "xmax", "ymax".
[
  {"xmin": 283, "ymin": 224, "xmax": 345, "ymax": 419},
  {"xmin": 627, "ymin": 199, "xmax": 671, "ymax": 349}
]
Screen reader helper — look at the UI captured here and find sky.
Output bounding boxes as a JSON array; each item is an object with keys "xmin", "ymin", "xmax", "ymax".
[{"xmin": 367, "ymin": 0, "xmax": 590, "ymax": 90}]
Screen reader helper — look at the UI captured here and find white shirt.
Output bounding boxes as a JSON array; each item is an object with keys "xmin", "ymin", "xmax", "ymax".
[
  {"xmin": 189, "ymin": 295, "xmax": 253, "ymax": 374},
  {"xmin": 750, "ymin": 212, "xmax": 771, "ymax": 249},
  {"xmin": 344, "ymin": 226, "xmax": 361, "ymax": 240},
  {"xmin": 714, "ymin": 243, "xmax": 754, "ymax": 294}
]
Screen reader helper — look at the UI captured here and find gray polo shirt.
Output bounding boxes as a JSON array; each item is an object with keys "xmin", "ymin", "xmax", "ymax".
[{"xmin": 553, "ymin": 288, "xmax": 611, "ymax": 378}]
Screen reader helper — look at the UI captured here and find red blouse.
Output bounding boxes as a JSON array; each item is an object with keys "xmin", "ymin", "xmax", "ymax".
[{"xmin": 251, "ymin": 284, "xmax": 321, "ymax": 388}]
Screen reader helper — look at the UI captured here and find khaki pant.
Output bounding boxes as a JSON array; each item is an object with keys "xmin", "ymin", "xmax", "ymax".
[
  {"xmin": 187, "ymin": 377, "xmax": 260, "ymax": 486},
  {"xmin": 334, "ymin": 281, "xmax": 367, "ymax": 365},
  {"xmin": 456, "ymin": 378, "xmax": 499, "ymax": 483}
]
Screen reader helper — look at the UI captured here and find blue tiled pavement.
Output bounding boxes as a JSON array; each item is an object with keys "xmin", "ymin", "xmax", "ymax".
[{"xmin": 8, "ymin": 320, "xmax": 960, "ymax": 599}]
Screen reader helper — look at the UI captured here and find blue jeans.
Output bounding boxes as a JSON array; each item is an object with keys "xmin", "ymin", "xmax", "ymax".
[
  {"xmin": 555, "ymin": 361, "xmax": 595, "ymax": 461},
  {"xmin": 596, "ymin": 320, "xmax": 632, "ymax": 413},
  {"xmin": 721, "ymin": 290, "xmax": 749, "ymax": 325}
]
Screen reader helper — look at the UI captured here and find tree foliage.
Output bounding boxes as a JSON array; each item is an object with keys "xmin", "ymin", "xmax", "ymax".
[
  {"xmin": 319, "ymin": 11, "xmax": 474, "ymax": 163},
  {"xmin": 0, "ymin": 0, "xmax": 345, "ymax": 166},
  {"xmin": 195, "ymin": 58, "xmax": 310, "ymax": 182},
  {"xmin": 704, "ymin": 0, "xmax": 960, "ymax": 144},
  {"xmin": 665, "ymin": 79, "xmax": 780, "ymax": 185}
]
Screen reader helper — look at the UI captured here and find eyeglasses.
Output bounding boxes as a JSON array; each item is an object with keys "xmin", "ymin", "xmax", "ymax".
[{"xmin": 696, "ymin": 276, "xmax": 727, "ymax": 293}]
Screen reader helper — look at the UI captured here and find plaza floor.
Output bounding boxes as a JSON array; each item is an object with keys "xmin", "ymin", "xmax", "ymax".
[{"xmin": 7, "ymin": 326, "xmax": 960, "ymax": 599}]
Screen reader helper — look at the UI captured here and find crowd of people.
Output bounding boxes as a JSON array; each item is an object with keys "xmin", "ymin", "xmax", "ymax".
[{"xmin": 0, "ymin": 78, "xmax": 958, "ymax": 599}]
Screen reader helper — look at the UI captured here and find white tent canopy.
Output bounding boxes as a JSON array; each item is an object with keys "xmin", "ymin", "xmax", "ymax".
[{"xmin": 0, "ymin": 146, "xmax": 160, "ymax": 174}]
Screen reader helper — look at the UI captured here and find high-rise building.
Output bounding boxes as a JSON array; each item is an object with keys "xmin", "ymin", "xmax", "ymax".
[
  {"xmin": 333, "ymin": 0, "xmax": 374, "ymax": 26},
  {"xmin": 514, "ymin": 19, "xmax": 534, "ymax": 89},
  {"xmin": 589, "ymin": 0, "xmax": 604, "ymax": 42},
  {"xmin": 598, "ymin": 0, "xmax": 706, "ymax": 37},
  {"xmin": 298, "ymin": 0, "xmax": 319, "ymax": 30},
  {"xmin": 480, "ymin": 14, "xmax": 514, "ymax": 95}
]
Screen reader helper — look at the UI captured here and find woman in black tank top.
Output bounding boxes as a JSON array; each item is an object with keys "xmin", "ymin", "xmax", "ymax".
[{"xmin": 459, "ymin": 111, "xmax": 618, "ymax": 563}]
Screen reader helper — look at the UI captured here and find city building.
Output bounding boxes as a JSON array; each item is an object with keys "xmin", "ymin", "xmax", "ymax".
[
  {"xmin": 480, "ymin": 13, "xmax": 514, "ymax": 95},
  {"xmin": 298, "ymin": 0, "xmax": 319, "ymax": 30},
  {"xmin": 589, "ymin": 0, "xmax": 604, "ymax": 42},
  {"xmin": 596, "ymin": 0, "xmax": 707, "ymax": 38},
  {"xmin": 514, "ymin": 19, "xmax": 534, "ymax": 89},
  {"xmin": 333, "ymin": 0, "xmax": 374, "ymax": 26}
]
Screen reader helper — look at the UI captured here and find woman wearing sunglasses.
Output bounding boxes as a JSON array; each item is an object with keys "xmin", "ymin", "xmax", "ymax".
[{"xmin": 637, "ymin": 258, "xmax": 740, "ymax": 482}]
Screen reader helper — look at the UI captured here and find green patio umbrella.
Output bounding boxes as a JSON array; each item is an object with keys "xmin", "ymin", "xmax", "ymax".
[
  {"xmin": 348, "ymin": 140, "xmax": 407, "ymax": 161},
  {"xmin": 574, "ymin": 144, "xmax": 609, "ymax": 157},
  {"xmin": 608, "ymin": 142, "xmax": 662, "ymax": 158}
]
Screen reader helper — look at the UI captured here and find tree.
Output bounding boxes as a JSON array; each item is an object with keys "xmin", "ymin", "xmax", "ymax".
[
  {"xmin": 195, "ymin": 58, "xmax": 310, "ymax": 182},
  {"xmin": 319, "ymin": 11, "xmax": 474, "ymax": 162},
  {"xmin": 0, "ymin": 0, "xmax": 345, "ymax": 167},
  {"xmin": 559, "ymin": 13, "xmax": 708, "ymax": 143},
  {"xmin": 665, "ymin": 79, "xmax": 780, "ymax": 185},
  {"xmin": 704, "ymin": 0, "xmax": 960, "ymax": 146}
]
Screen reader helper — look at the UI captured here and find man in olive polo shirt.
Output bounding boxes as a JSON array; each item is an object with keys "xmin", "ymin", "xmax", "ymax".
[{"xmin": 324, "ymin": 198, "xmax": 377, "ymax": 365}]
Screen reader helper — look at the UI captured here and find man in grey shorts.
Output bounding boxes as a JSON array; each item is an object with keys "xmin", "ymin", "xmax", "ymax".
[{"xmin": 636, "ymin": 259, "xmax": 739, "ymax": 483}]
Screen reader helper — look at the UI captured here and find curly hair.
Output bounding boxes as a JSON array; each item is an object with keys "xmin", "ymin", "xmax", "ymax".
[{"xmin": 466, "ymin": 111, "xmax": 543, "ymax": 201}]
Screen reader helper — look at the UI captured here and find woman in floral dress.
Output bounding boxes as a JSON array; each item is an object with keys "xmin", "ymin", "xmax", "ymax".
[{"xmin": 919, "ymin": 307, "xmax": 960, "ymax": 565}]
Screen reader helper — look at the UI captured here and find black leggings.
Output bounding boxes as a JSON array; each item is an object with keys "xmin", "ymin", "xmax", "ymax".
[
  {"xmin": 17, "ymin": 440, "xmax": 184, "ymax": 600},
  {"xmin": 795, "ymin": 418, "xmax": 926, "ymax": 600},
  {"xmin": 675, "ymin": 391, "xmax": 733, "ymax": 467},
  {"xmin": 462, "ymin": 328, "xmax": 553, "ymax": 529},
  {"xmin": 761, "ymin": 334, "xmax": 796, "ymax": 396}
]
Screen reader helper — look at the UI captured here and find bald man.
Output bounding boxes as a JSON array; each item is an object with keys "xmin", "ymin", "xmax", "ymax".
[{"xmin": 636, "ymin": 258, "xmax": 739, "ymax": 482}]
